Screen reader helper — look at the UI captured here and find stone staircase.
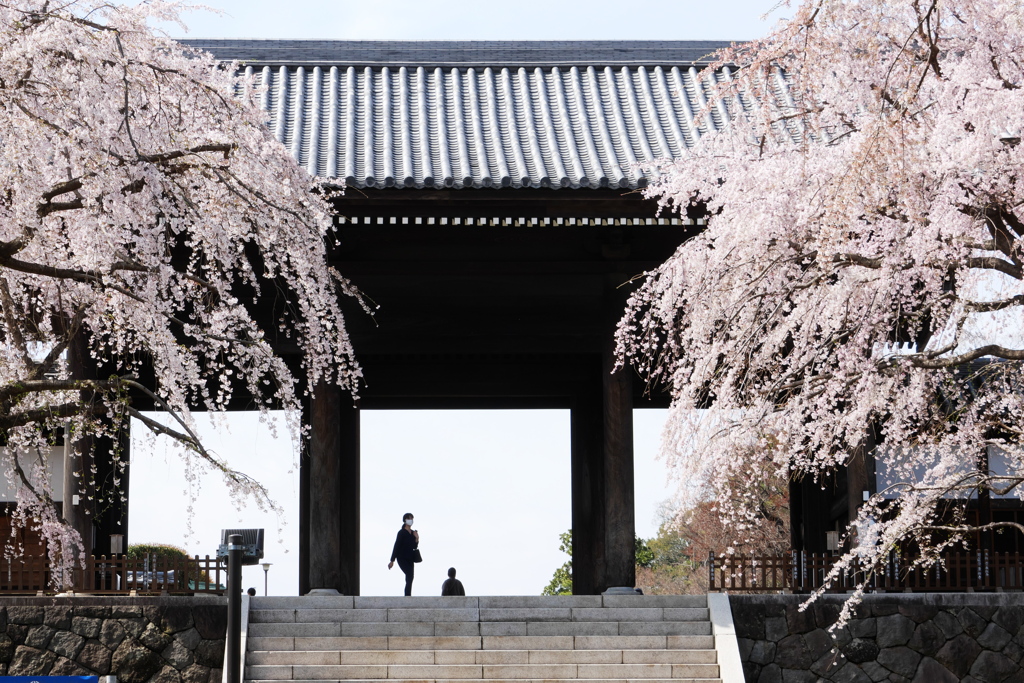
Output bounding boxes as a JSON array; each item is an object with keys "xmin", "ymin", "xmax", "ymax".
[{"xmin": 245, "ymin": 595, "xmax": 724, "ymax": 683}]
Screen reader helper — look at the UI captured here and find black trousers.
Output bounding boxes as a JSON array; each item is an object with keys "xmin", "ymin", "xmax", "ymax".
[{"xmin": 397, "ymin": 558, "xmax": 414, "ymax": 596}]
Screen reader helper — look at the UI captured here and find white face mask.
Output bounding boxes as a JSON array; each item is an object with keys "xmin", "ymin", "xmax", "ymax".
[{"xmin": 405, "ymin": 519, "xmax": 414, "ymax": 526}]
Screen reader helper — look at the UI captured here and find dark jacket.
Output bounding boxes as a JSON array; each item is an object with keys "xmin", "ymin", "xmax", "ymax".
[
  {"xmin": 391, "ymin": 528, "xmax": 418, "ymax": 562},
  {"xmin": 441, "ymin": 578, "xmax": 465, "ymax": 596}
]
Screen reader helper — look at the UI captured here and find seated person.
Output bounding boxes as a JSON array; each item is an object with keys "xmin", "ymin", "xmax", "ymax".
[{"xmin": 441, "ymin": 567, "xmax": 465, "ymax": 596}]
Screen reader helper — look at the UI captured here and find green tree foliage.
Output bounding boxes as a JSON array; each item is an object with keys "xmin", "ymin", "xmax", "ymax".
[
  {"xmin": 126, "ymin": 543, "xmax": 190, "ymax": 559},
  {"xmin": 542, "ymin": 531, "xmax": 657, "ymax": 595}
]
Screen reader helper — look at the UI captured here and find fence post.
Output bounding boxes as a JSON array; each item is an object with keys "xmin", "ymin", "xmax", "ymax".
[
  {"xmin": 707, "ymin": 552, "xmax": 715, "ymax": 591},
  {"xmin": 227, "ymin": 534, "xmax": 243, "ymax": 683}
]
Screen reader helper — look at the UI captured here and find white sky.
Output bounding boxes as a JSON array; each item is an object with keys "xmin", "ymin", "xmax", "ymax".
[{"xmin": 127, "ymin": 0, "xmax": 783, "ymax": 597}]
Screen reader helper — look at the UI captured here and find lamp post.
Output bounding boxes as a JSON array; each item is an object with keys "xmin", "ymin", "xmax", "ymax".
[{"xmin": 261, "ymin": 562, "xmax": 272, "ymax": 596}]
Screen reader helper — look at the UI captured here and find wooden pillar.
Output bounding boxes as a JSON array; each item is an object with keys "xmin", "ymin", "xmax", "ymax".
[
  {"xmin": 570, "ymin": 278, "xmax": 637, "ymax": 594},
  {"xmin": 571, "ymin": 363, "xmax": 603, "ymax": 595},
  {"xmin": 307, "ymin": 381, "xmax": 360, "ymax": 594}
]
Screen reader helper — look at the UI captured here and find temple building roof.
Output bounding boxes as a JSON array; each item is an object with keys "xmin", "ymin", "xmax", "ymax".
[{"xmin": 184, "ymin": 40, "xmax": 745, "ymax": 191}]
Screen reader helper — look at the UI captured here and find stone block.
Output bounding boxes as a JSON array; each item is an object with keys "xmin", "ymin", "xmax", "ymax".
[
  {"xmin": 180, "ymin": 663, "xmax": 210, "ymax": 683},
  {"xmin": 149, "ymin": 667, "xmax": 181, "ymax": 683},
  {"xmin": 295, "ymin": 608, "xmax": 386, "ymax": 623},
  {"xmin": 0, "ymin": 633, "xmax": 15, "ymax": 661},
  {"xmin": 49, "ymin": 630, "xmax": 85, "ymax": 659},
  {"xmin": 8, "ymin": 607, "xmax": 44, "ymax": 625},
  {"xmin": 341, "ymin": 621, "xmax": 432, "ymax": 637},
  {"xmin": 810, "ymin": 648, "xmax": 845, "ymax": 677},
  {"xmin": 748, "ymin": 639, "xmax": 777, "ymax": 665},
  {"xmin": 435, "ymin": 622, "xmax": 481, "ymax": 637},
  {"xmin": 160, "ymin": 606, "xmax": 194, "ymax": 634},
  {"xmin": 618, "ymin": 621, "xmax": 711, "ymax": 636},
  {"xmin": 118, "ymin": 618, "xmax": 146, "ymax": 638},
  {"xmin": 935, "ymin": 633, "xmax": 982, "ymax": 679},
  {"xmin": 110, "ymin": 606, "xmax": 143, "ymax": 619},
  {"xmin": 243, "ymin": 664, "xmax": 291, "ymax": 680},
  {"xmin": 248, "ymin": 650, "xmax": 339, "ymax": 665},
  {"xmin": 842, "ymin": 638, "xmax": 879, "ymax": 664},
  {"xmin": 780, "ymin": 667, "xmax": 816, "ymax": 682},
  {"xmin": 388, "ymin": 664, "xmax": 479, "ymax": 678},
  {"xmin": 249, "ymin": 609, "xmax": 295, "ymax": 623},
  {"xmin": 71, "ymin": 617, "xmax": 102, "ymax": 639},
  {"xmin": 44, "ymin": 607, "xmax": 72, "ymax": 630},
  {"xmin": 480, "ymin": 622, "xmax": 526, "ymax": 636},
  {"xmin": 582, "ymin": 663, "xmax": 673, "ymax": 678},
  {"xmin": 575, "ymin": 635, "xmax": 666, "ymax": 650},
  {"xmin": 77, "ymin": 639, "xmax": 111, "ymax": 674},
  {"xmin": 74, "ymin": 606, "xmax": 110, "ymax": 620},
  {"xmin": 979, "ymin": 622, "xmax": 1014, "ymax": 652},
  {"xmin": 812, "ymin": 601, "xmax": 841, "ymax": 629},
  {"xmin": 246, "ymin": 637, "xmax": 294, "ymax": 651},
  {"xmin": 24, "ymin": 625, "xmax": 55, "ymax": 649},
  {"xmin": 662, "ymin": 607, "xmax": 711, "ymax": 621},
  {"xmin": 877, "ymin": 646, "xmax": 921, "ymax": 678},
  {"xmin": 758, "ymin": 662, "xmax": 782, "ymax": 683},
  {"xmin": 785, "ymin": 606, "xmax": 815, "ymax": 636},
  {"xmin": 479, "ymin": 608, "xmax": 570, "ymax": 622},
  {"xmin": 478, "ymin": 595, "xmax": 601, "ymax": 608},
  {"xmin": 775, "ymin": 634, "xmax": 813, "ymax": 669},
  {"xmin": 478, "ymin": 650, "xmax": 529, "ymax": 664},
  {"xmin": 763, "ymin": 617, "xmax": 787, "ymax": 642},
  {"xmin": 111, "ymin": 638, "xmax": 164, "ymax": 683},
  {"xmin": 386, "ymin": 607, "xmax": 478, "ymax": 622},
  {"xmin": 295, "ymin": 636, "xmax": 387, "ymax": 651},
  {"xmin": 744, "ymin": 660, "xmax": 762, "ymax": 682},
  {"xmin": 805, "ymin": 628, "xmax": 835, "ymax": 661},
  {"xmin": 831, "ymin": 662, "xmax": 872, "ymax": 683},
  {"xmin": 958, "ymin": 608, "xmax": 989, "ymax": 638},
  {"xmin": 731, "ymin": 602, "xmax": 766, "ymax": 639},
  {"xmin": 99, "ymin": 620, "xmax": 126, "ymax": 649},
  {"xmin": 355, "ymin": 596, "xmax": 478, "ymax": 609},
  {"xmin": 193, "ymin": 639, "xmax": 224, "ymax": 668},
  {"xmin": 192, "ymin": 606, "xmax": 227, "ymax": 640},
  {"xmin": 254, "ymin": 595, "xmax": 353, "ymax": 609},
  {"xmin": 861, "ymin": 660, "xmax": 890, "ymax": 682},
  {"xmin": 850, "ymin": 617, "xmax": 877, "ymax": 639},
  {"xmin": 174, "ymin": 627, "xmax": 201, "ymax": 652},
  {"xmin": 665, "ymin": 635, "xmax": 716, "ymax": 649},
  {"xmin": 912, "ymin": 656, "xmax": 958, "ymax": 683},
  {"xmin": 994, "ymin": 607, "xmax": 1024, "ymax": 636},
  {"xmin": 139, "ymin": 623, "xmax": 173, "ymax": 652},
  {"xmin": 249, "ymin": 622, "xmax": 341, "ymax": 637},
  {"xmin": 877, "ymin": 614, "xmax": 916, "ymax": 648},
  {"xmin": 481, "ymin": 635, "xmax": 571, "ymax": 650},
  {"xmin": 388, "ymin": 636, "xmax": 480, "ymax": 650},
  {"xmin": 525, "ymin": 621, "xmax": 617, "ymax": 636},
  {"xmin": 485, "ymin": 663, "xmax": 577, "ymax": 678},
  {"xmin": 297, "ymin": 664, "xmax": 390, "ymax": 679},
  {"xmin": 161, "ymin": 639, "xmax": 193, "ymax": 670},
  {"xmin": 1004, "ymin": 641, "xmax": 1024, "ymax": 665},
  {"xmin": 933, "ymin": 610, "xmax": 963, "ymax": 639},
  {"xmin": 969, "ymin": 650, "xmax": 1019, "ymax": 682},
  {"xmin": 9, "ymin": 645, "xmax": 56, "ymax": 675},
  {"xmin": 49, "ymin": 655, "xmax": 90, "ymax": 676},
  {"xmin": 898, "ymin": 604, "xmax": 938, "ymax": 624},
  {"xmin": 572, "ymin": 607, "xmax": 663, "ymax": 622},
  {"xmin": 7, "ymin": 623, "xmax": 27, "ymax": 645},
  {"xmin": 869, "ymin": 600, "xmax": 899, "ymax": 616},
  {"xmin": 532, "ymin": 649, "xmax": 615, "ymax": 664},
  {"xmin": 433, "ymin": 650, "xmax": 478, "ymax": 664},
  {"xmin": 602, "ymin": 594, "xmax": 706, "ymax": 608},
  {"xmin": 907, "ymin": 620, "xmax": 944, "ymax": 657}
]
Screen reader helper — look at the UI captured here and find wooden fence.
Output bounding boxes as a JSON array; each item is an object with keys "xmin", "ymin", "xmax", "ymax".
[
  {"xmin": 0, "ymin": 554, "xmax": 226, "ymax": 595},
  {"xmin": 709, "ymin": 551, "xmax": 1024, "ymax": 593}
]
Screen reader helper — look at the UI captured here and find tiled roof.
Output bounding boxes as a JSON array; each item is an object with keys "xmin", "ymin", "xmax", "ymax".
[{"xmin": 184, "ymin": 40, "xmax": 750, "ymax": 190}]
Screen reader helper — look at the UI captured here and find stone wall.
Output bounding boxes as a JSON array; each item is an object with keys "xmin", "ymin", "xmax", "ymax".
[
  {"xmin": 731, "ymin": 593, "xmax": 1024, "ymax": 683},
  {"xmin": 0, "ymin": 596, "xmax": 226, "ymax": 683}
]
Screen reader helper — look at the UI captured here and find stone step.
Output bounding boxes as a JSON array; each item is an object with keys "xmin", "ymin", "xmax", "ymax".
[
  {"xmin": 248, "ymin": 622, "xmax": 712, "ymax": 638},
  {"xmin": 247, "ymin": 635, "xmax": 717, "ymax": 652},
  {"xmin": 245, "ymin": 663, "xmax": 722, "ymax": 680},
  {"xmin": 250, "ymin": 596, "xmax": 707, "ymax": 610},
  {"xmin": 250, "ymin": 608, "xmax": 710, "ymax": 624},
  {"xmin": 247, "ymin": 649, "xmax": 718, "ymax": 666}
]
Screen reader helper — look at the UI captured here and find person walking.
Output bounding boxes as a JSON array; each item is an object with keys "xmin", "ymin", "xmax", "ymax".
[
  {"xmin": 441, "ymin": 567, "xmax": 465, "ymax": 596},
  {"xmin": 388, "ymin": 513, "xmax": 419, "ymax": 596}
]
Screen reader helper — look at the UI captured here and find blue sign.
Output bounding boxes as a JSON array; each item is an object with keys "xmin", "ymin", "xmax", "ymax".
[{"xmin": 1, "ymin": 678, "xmax": 98, "ymax": 683}]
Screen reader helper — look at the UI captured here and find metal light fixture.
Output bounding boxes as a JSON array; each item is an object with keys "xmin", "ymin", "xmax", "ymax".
[{"xmin": 261, "ymin": 562, "xmax": 272, "ymax": 596}]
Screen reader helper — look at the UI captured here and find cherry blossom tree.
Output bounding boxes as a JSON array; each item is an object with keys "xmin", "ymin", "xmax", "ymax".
[
  {"xmin": 0, "ymin": 0, "xmax": 362, "ymax": 580},
  {"xmin": 617, "ymin": 0, "xmax": 1024, "ymax": 612}
]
